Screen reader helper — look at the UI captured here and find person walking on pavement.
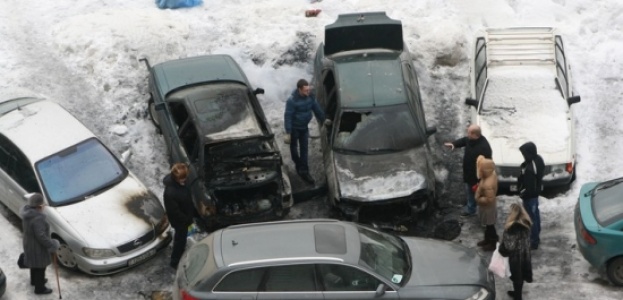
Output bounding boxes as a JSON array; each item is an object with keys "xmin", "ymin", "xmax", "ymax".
[
  {"xmin": 284, "ymin": 78, "xmax": 326, "ymax": 184},
  {"xmin": 474, "ymin": 155, "xmax": 499, "ymax": 251},
  {"xmin": 21, "ymin": 192, "xmax": 60, "ymax": 295},
  {"xmin": 499, "ymin": 202, "xmax": 534, "ymax": 300},
  {"xmin": 163, "ymin": 163, "xmax": 196, "ymax": 269},
  {"xmin": 518, "ymin": 141, "xmax": 544, "ymax": 250},
  {"xmin": 444, "ymin": 124, "xmax": 492, "ymax": 216}
]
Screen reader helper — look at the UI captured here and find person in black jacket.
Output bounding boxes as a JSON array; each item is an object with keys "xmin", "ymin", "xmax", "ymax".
[
  {"xmin": 499, "ymin": 203, "xmax": 533, "ymax": 300},
  {"xmin": 518, "ymin": 141, "xmax": 544, "ymax": 250},
  {"xmin": 445, "ymin": 124, "xmax": 492, "ymax": 216},
  {"xmin": 163, "ymin": 163, "xmax": 196, "ymax": 269}
]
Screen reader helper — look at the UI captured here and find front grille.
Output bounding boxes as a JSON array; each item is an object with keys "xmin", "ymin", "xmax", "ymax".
[
  {"xmin": 117, "ymin": 229, "xmax": 155, "ymax": 254},
  {"xmin": 497, "ymin": 166, "xmax": 521, "ymax": 177}
]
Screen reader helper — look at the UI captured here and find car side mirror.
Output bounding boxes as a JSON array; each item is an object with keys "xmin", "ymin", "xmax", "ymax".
[
  {"xmin": 465, "ymin": 98, "xmax": 478, "ymax": 107},
  {"xmin": 253, "ymin": 88, "xmax": 265, "ymax": 95},
  {"xmin": 154, "ymin": 102, "xmax": 166, "ymax": 111},
  {"xmin": 426, "ymin": 126, "xmax": 437, "ymax": 137},
  {"xmin": 567, "ymin": 95, "xmax": 581, "ymax": 105},
  {"xmin": 375, "ymin": 283, "xmax": 386, "ymax": 296}
]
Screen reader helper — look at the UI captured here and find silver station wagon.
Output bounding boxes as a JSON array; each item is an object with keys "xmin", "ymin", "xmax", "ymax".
[
  {"xmin": 0, "ymin": 97, "xmax": 171, "ymax": 275},
  {"xmin": 174, "ymin": 219, "xmax": 495, "ymax": 300}
]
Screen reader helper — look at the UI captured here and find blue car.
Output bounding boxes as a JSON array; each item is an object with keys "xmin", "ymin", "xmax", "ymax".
[{"xmin": 574, "ymin": 178, "xmax": 623, "ymax": 286}]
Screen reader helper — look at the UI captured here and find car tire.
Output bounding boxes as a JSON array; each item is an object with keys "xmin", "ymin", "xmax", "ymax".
[
  {"xmin": 55, "ymin": 238, "xmax": 78, "ymax": 270},
  {"xmin": 607, "ymin": 256, "xmax": 623, "ymax": 286},
  {"xmin": 147, "ymin": 97, "xmax": 161, "ymax": 133}
]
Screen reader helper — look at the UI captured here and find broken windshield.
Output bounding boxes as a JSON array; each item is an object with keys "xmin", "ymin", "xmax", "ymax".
[{"xmin": 333, "ymin": 104, "xmax": 423, "ymax": 153}]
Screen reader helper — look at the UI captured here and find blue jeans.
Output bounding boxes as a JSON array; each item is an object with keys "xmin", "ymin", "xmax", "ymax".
[
  {"xmin": 522, "ymin": 197, "xmax": 541, "ymax": 248},
  {"xmin": 464, "ymin": 184, "xmax": 477, "ymax": 214},
  {"xmin": 289, "ymin": 128, "xmax": 309, "ymax": 174}
]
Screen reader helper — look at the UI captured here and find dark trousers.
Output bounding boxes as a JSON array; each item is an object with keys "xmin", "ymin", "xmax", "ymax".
[
  {"xmin": 289, "ymin": 128, "xmax": 309, "ymax": 174},
  {"xmin": 170, "ymin": 225, "xmax": 188, "ymax": 268},
  {"xmin": 30, "ymin": 267, "xmax": 47, "ymax": 290},
  {"xmin": 522, "ymin": 197, "xmax": 541, "ymax": 248},
  {"xmin": 484, "ymin": 224, "xmax": 499, "ymax": 242},
  {"xmin": 512, "ymin": 280, "xmax": 524, "ymax": 300}
]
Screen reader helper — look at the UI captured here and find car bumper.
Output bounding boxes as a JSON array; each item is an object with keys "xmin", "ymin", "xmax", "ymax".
[
  {"xmin": 75, "ymin": 230, "xmax": 172, "ymax": 275},
  {"xmin": 498, "ymin": 174, "xmax": 574, "ymax": 190},
  {"xmin": 337, "ymin": 190, "xmax": 432, "ymax": 223}
]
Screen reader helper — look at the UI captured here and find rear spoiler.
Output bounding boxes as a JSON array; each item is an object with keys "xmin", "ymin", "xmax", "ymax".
[{"xmin": 324, "ymin": 12, "xmax": 403, "ymax": 56}]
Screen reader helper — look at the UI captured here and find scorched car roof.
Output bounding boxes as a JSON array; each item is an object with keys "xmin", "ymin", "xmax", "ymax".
[
  {"xmin": 0, "ymin": 98, "xmax": 95, "ymax": 163},
  {"xmin": 152, "ymin": 54, "xmax": 250, "ymax": 98}
]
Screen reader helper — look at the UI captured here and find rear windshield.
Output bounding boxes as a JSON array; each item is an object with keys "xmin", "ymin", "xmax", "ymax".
[
  {"xmin": 186, "ymin": 235, "xmax": 218, "ymax": 291},
  {"xmin": 36, "ymin": 138, "xmax": 127, "ymax": 206},
  {"xmin": 591, "ymin": 179, "xmax": 623, "ymax": 226}
]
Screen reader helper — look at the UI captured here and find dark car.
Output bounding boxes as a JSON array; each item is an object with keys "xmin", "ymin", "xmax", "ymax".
[
  {"xmin": 173, "ymin": 219, "xmax": 495, "ymax": 300},
  {"xmin": 0, "ymin": 266, "xmax": 5, "ymax": 298},
  {"xmin": 312, "ymin": 12, "xmax": 437, "ymax": 224},
  {"xmin": 143, "ymin": 54, "xmax": 293, "ymax": 229}
]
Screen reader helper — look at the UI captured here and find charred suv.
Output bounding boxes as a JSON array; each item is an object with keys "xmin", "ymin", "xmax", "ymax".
[
  {"xmin": 312, "ymin": 12, "xmax": 438, "ymax": 224},
  {"xmin": 143, "ymin": 54, "xmax": 292, "ymax": 229}
]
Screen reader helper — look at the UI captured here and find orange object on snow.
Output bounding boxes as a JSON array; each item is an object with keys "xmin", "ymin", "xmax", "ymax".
[{"xmin": 305, "ymin": 9, "xmax": 321, "ymax": 17}]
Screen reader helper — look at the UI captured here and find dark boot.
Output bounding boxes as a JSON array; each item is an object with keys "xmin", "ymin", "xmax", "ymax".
[
  {"xmin": 34, "ymin": 287, "xmax": 53, "ymax": 295},
  {"xmin": 481, "ymin": 240, "xmax": 496, "ymax": 251},
  {"xmin": 477, "ymin": 240, "xmax": 488, "ymax": 246}
]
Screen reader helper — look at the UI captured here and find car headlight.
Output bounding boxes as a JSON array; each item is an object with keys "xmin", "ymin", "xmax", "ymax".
[
  {"xmin": 465, "ymin": 287, "xmax": 490, "ymax": 300},
  {"xmin": 83, "ymin": 248, "xmax": 116, "ymax": 258}
]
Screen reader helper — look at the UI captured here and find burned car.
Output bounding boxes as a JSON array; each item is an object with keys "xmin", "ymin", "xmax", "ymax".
[
  {"xmin": 312, "ymin": 12, "xmax": 438, "ymax": 224},
  {"xmin": 143, "ymin": 54, "xmax": 292, "ymax": 229}
]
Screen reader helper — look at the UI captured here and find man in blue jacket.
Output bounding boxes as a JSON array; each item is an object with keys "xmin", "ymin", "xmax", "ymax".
[{"xmin": 284, "ymin": 79, "xmax": 326, "ymax": 184}]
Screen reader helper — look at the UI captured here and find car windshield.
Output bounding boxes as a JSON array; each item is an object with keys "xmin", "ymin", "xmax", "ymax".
[
  {"xmin": 333, "ymin": 104, "xmax": 424, "ymax": 153},
  {"xmin": 591, "ymin": 178, "xmax": 623, "ymax": 226},
  {"xmin": 36, "ymin": 138, "xmax": 127, "ymax": 206},
  {"xmin": 357, "ymin": 225, "xmax": 409, "ymax": 284}
]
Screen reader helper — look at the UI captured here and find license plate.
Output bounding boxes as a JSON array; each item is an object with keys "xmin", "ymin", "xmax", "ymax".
[
  {"xmin": 128, "ymin": 249, "xmax": 156, "ymax": 266},
  {"xmin": 509, "ymin": 185, "xmax": 518, "ymax": 192}
]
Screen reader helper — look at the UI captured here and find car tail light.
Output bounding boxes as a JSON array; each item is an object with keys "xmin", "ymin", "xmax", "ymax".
[
  {"xmin": 566, "ymin": 162, "xmax": 574, "ymax": 174},
  {"xmin": 181, "ymin": 290, "xmax": 198, "ymax": 300},
  {"xmin": 577, "ymin": 215, "xmax": 597, "ymax": 245}
]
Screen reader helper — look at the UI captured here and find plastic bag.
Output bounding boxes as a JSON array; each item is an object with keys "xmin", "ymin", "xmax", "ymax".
[
  {"xmin": 156, "ymin": 0, "xmax": 203, "ymax": 9},
  {"xmin": 488, "ymin": 243, "xmax": 511, "ymax": 278}
]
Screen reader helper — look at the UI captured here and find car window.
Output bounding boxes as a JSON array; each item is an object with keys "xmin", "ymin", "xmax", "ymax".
[
  {"xmin": 214, "ymin": 267, "xmax": 265, "ymax": 292},
  {"xmin": 167, "ymin": 101, "xmax": 190, "ymax": 130},
  {"xmin": 318, "ymin": 264, "xmax": 381, "ymax": 291},
  {"xmin": 333, "ymin": 104, "xmax": 424, "ymax": 153},
  {"xmin": 475, "ymin": 37, "xmax": 487, "ymax": 101},
  {"xmin": 591, "ymin": 180, "xmax": 623, "ymax": 227},
  {"xmin": 263, "ymin": 265, "xmax": 318, "ymax": 292},
  {"xmin": 357, "ymin": 225, "xmax": 409, "ymax": 285},
  {"xmin": 36, "ymin": 138, "xmax": 127, "ymax": 206},
  {"xmin": 0, "ymin": 134, "xmax": 41, "ymax": 193}
]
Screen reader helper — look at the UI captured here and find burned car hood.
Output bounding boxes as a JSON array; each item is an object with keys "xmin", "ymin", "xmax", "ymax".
[
  {"xmin": 53, "ymin": 175, "xmax": 165, "ymax": 248},
  {"xmin": 402, "ymin": 237, "xmax": 489, "ymax": 287},
  {"xmin": 206, "ymin": 136, "xmax": 282, "ymax": 186},
  {"xmin": 334, "ymin": 147, "xmax": 429, "ymax": 201}
]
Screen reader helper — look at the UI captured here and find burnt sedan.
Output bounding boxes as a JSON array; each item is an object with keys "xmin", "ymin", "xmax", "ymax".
[
  {"xmin": 143, "ymin": 54, "xmax": 292, "ymax": 229},
  {"xmin": 312, "ymin": 12, "xmax": 437, "ymax": 223}
]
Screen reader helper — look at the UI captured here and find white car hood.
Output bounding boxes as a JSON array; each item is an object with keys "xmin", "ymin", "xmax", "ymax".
[
  {"xmin": 53, "ymin": 175, "xmax": 165, "ymax": 248},
  {"xmin": 334, "ymin": 147, "xmax": 428, "ymax": 201}
]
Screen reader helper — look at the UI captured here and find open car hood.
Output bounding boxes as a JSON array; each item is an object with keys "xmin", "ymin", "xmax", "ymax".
[{"xmin": 324, "ymin": 12, "xmax": 403, "ymax": 56}]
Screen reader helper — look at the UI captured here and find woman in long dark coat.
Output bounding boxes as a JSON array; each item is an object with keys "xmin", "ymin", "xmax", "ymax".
[
  {"xmin": 499, "ymin": 202, "xmax": 533, "ymax": 300},
  {"xmin": 21, "ymin": 193, "xmax": 60, "ymax": 295}
]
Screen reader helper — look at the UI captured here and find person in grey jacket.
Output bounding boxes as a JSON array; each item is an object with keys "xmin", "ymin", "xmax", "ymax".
[
  {"xmin": 20, "ymin": 193, "xmax": 60, "ymax": 295},
  {"xmin": 283, "ymin": 79, "xmax": 326, "ymax": 184}
]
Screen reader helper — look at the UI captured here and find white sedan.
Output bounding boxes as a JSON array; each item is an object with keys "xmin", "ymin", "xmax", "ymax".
[
  {"xmin": 0, "ymin": 97, "xmax": 171, "ymax": 275},
  {"xmin": 465, "ymin": 27, "xmax": 581, "ymax": 190}
]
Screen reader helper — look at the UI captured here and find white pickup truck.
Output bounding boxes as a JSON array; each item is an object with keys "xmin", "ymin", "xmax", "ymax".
[{"xmin": 465, "ymin": 27, "xmax": 581, "ymax": 191}]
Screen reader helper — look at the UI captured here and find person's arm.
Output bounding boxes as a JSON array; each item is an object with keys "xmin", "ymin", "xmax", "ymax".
[
  {"xmin": 452, "ymin": 137, "xmax": 468, "ymax": 148},
  {"xmin": 164, "ymin": 192, "xmax": 191, "ymax": 226},
  {"xmin": 498, "ymin": 232, "xmax": 511, "ymax": 257},
  {"xmin": 284, "ymin": 98, "xmax": 294, "ymax": 134},
  {"xmin": 520, "ymin": 164, "xmax": 537, "ymax": 198},
  {"xmin": 32, "ymin": 216, "xmax": 60, "ymax": 253},
  {"xmin": 311, "ymin": 97, "xmax": 325, "ymax": 123}
]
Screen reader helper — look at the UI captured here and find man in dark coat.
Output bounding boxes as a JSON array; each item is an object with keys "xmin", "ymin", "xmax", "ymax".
[
  {"xmin": 163, "ymin": 163, "xmax": 197, "ymax": 269},
  {"xmin": 283, "ymin": 78, "xmax": 326, "ymax": 184},
  {"xmin": 518, "ymin": 141, "xmax": 545, "ymax": 250},
  {"xmin": 21, "ymin": 193, "xmax": 60, "ymax": 295},
  {"xmin": 444, "ymin": 124, "xmax": 492, "ymax": 216}
]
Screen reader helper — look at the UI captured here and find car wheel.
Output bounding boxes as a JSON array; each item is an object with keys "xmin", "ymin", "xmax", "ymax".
[
  {"xmin": 55, "ymin": 239, "xmax": 78, "ymax": 270},
  {"xmin": 607, "ymin": 256, "xmax": 623, "ymax": 286},
  {"xmin": 147, "ymin": 97, "xmax": 161, "ymax": 133}
]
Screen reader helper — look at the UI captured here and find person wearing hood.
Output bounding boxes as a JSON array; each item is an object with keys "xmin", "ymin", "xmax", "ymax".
[
  {"xmin": 20, "ymin": 192, "xmax": 60, "ymax": 295},
  {"xmin": 163, "ymin": 163, "xmax": 196, "ymax": 269},
  {"xmin": 499, "ymin": 202, "xmax": 534, "ymax": 300},
  {"xmin": 444, "ymin": 124, "xmax": 492, "ymax": 216},
  {"xmin": 518, "ymin": 141, "xmax": 544, "ymax": 250},
  {"xmin": 283, "ymin": 78, "xmax": 326, "ymax": 184},
  {"xmin": 474, "ymin": 155, "xmax": 499, "ymax": 251}
]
